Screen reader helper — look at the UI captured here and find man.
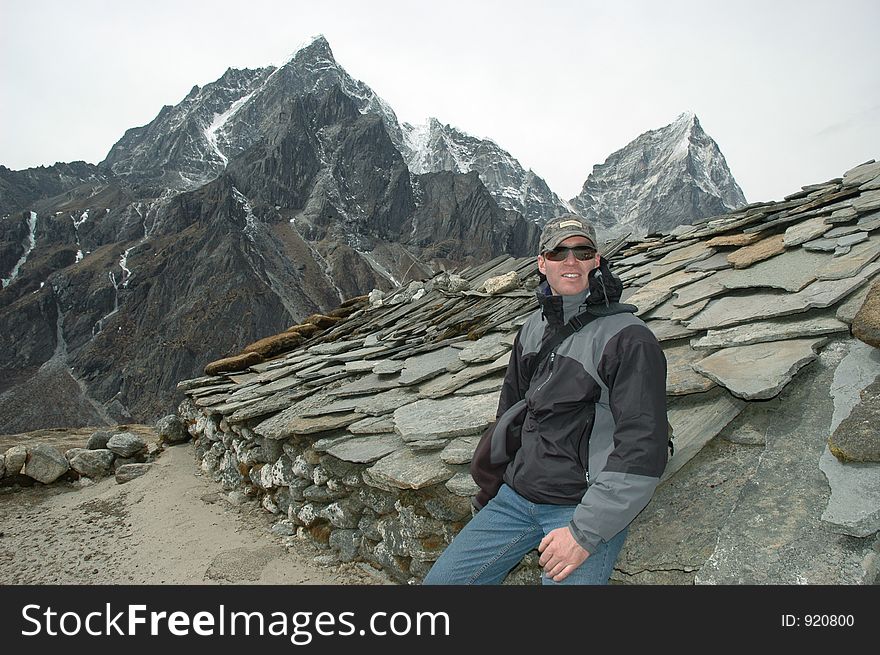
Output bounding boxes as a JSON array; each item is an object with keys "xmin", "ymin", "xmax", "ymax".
[{"xmin": 424, "ymin": 214, "xmax": 668, "ymax": 585}]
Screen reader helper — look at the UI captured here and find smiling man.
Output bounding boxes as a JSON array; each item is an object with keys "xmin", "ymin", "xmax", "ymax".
[{"xmin": 424, "ymin": 214, "xmax": 669, "ymax": 585}]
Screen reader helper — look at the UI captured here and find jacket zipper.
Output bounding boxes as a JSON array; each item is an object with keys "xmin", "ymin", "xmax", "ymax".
[{"xmin": 534, "ymin": 351, "xmax": 556, "ymax": 394}]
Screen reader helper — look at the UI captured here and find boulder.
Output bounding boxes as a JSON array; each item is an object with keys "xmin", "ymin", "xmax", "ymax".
[
  {"xmin": 23, "ymin": 444, "xmax": 70, "ymax": 484},
  {"xmin": 115, "ymin": 463, "xmax": 152, "ymax": 484},
  {"xmin": 4, "ymin": 445, "xmax": 27, "ymax": 476},
  {"xmin": 204, "ymin": 351, "xmax": 263, "ymax": 375},
  {"xmin": 156, "ymin": 415, "xmax": 189, "ymax": 445},
  {"xmin": 107, "ymin": 432, "xmax": 147, "ymax": 458},
  {"xmin": 0, "ymin": 454, "xmax": 5, "ymax": 478},
  {"xmin": 70, "ymin": 449, "xmax": 116, "ymax": 478},
  {"xmin": 86, "ymin": 430, "xmax": 112, "ymax": 450}
]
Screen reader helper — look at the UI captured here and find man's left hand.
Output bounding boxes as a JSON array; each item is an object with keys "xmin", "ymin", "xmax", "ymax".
[{"xmin": 538, "ymin": 527, "xmax": 590, "ymax": 582}]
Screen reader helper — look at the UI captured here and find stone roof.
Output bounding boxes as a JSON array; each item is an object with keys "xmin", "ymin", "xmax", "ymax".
[{"xmin": 178, "ymin": 159, "xmax": 880, "ymax": 584}]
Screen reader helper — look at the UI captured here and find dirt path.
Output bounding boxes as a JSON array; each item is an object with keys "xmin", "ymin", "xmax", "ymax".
[{"xmin": 0, "ymin": 443, "xmax": 388, "ymax": 585}]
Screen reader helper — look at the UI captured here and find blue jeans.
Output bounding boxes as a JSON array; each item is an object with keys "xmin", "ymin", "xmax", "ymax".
[{"xmin": 423, "ymin": 483, "xmax": 628, "ymax": 585}]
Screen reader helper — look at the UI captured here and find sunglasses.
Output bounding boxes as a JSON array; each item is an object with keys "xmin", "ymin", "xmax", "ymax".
[{"xmin": 543, "ymin": 246, "xmax": 597, "ymax": 262}]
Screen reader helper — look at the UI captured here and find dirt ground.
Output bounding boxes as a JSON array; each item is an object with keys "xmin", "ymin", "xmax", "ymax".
[{"xmin": 0, "ymin": 436, "xmax": 389, "ymax": 585}]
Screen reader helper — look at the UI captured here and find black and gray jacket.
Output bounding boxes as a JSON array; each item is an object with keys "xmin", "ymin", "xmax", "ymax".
[{"xmin": 479, "ymin": 260, "xmax": 668, "ymax": 554}]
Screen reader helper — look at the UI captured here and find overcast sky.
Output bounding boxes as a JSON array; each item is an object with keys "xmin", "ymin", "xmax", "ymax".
[{"xmin": 2, "ymin": 0, "xmax": 878, "ymax": 203}]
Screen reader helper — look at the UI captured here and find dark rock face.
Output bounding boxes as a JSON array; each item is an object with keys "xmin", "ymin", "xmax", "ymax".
[
  {"xmin": 570, "ymin": 113, "xmax": 747, "ymax": 239},
  {"xmin": 0, "ymin": 162, "xmax": 108, "ymax": 217}
]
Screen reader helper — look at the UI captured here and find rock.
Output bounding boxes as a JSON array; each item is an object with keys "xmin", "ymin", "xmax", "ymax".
[
  {"xmin": 364, "ymin": 449, "xmax": 454, "ymax": 491},
  {"xmin": 852, "ymin": 278, "xmax": 880, "ymax": 347},
  {"xmin": 4, "ymin": 445, "xmax": 27, "ymax": 476},
  {"xmin": 445, "ymin": 472, "xmax": 480, "ymax": 497},
  {"xmin": 319, "ymin": 499, "xmax": 364, "ymax": 529},
  {"xmin": 690, "ymin": 316, "xmax": 850, "ymax": 350},
  {"xmin": 86, "ymin": 430, "xmax": 112, "ymax": 450},
  {"xmin": 393, "ymin": 393, "xmax": 497, "ymax": 442},
  {"xmin": 204, "ymin": 351, "xmax": 263, "ymax": 375},
  {"xmin": 440, "ymin": 437, "xmax": 480, "ymax": 464},
  {"xmin": 726, "ymin": 234, "xmax": 785, "ymax": 269},
  {"xmin": 816, "ymin": 239, "xmax": 880, "ymax": 281},
  {"xmin": 69, "ymin": 449, "xmax": 116, "ymax": 478},
  {"xmin": 348, "ymin": 415, "xmax": 396, "ymax": 434},
  {"xmin": 478, "ymin": 271, "xmax": 519, "ymax": 295},
  {"xmin": 828, "ymin": 378, "xmax": 880, "ymax": 462},
  {"xmin": 433, "ymin": 272, "xmax": 470, "ymax": 294},
  {"xmin": 329, "ymin": 529, "xmax": 362, "ymax": 562},
  {"xmin": 219, "ymin": 450, "xmax": 243, "ymax": 490},
  {"xmin": 115, "ymin": 463, "xmax": 151, "ymax": 484},
  {"xmin": 457, "ymin": 333, "xmax": 510, "ymax": 364},
  {"xmin": 663, "ymin": 344, "xmax": 716, "ymax": 395},
  {"xmin": 23, "ymin": 444, "xmax": 70, "ymax": 484},
  {"xmin": 693, "ymin": 338, "xmax": 824, "ymax": 400},
  {"xmin": 156, "ymin": 415, "xmax": 189, "ymax": 445},
  {"xmin": 0, "ymin": 454, "xmax": 5, "ymax": 479},
  {"xmin": 705, "ymin": 233, "xmax": 763, "ymax": 247},
  {"xmin": 326, "ymin": 434, "xmax": 404, "ymax": 464},
  {"xmin": 106, "ymin": 432, "xmax": 147, "ymax": 458},
  {"xmin": 852, "ymin": 188, "xmax": 880, "ymax": 212},
  {"xmin": 271, "ymin": 520, "xmax": 297, "ymax": 536},
  {"xmin": 802, "ymin": 238, "xmax": 837, "ymax": 252},
  {"xmin": 65, "ymin": 447, "xmax": 88, "ymax": 462},
  {"xmin": 783, "ymin": 216, "xmax": 832, "ymax": 247},
  {"xmin": 397, "ymin": 346, "xmax": 464, "ymax": 386},
  {"xmin": 842, "ymin": 160, "xmax": 880, "ymax": 187},
  {"xmin": 819, "ymin": 447, "xmax": 880, "ymax": 537}
]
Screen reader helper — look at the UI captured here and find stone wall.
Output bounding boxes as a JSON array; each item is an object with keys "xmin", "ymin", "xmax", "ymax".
[{"xmin": 179, "ymin": 399, "xmax": 541, "ymax": 584}]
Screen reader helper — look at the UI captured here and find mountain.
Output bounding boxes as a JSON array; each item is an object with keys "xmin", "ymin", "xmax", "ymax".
[
  {"xmin": 0, "ymin": 55, "xmax": 537, "ymax": 433},
  {"xmin": 401, "ymin": 118, "xmax": 572, "ymax": 224},
  {"xmin": 570, "ymin": 112, "xmax": 746, "ymax": 238}
]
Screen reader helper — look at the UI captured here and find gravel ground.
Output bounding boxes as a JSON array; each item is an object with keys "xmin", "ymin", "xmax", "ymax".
[{"xmin": 0, "ymin": 441, "xmax": 389, "ymax": 585}]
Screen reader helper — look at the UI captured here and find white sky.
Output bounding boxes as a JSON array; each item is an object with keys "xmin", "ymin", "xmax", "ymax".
[{"xmin": 1, "ymin": 0, "xmax": 878, "ymax": 203}]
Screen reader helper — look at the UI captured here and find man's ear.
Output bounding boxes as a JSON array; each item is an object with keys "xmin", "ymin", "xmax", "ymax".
[{"xmin": 537, "ymin": 255, "xmax": 546, "ymax": 276}]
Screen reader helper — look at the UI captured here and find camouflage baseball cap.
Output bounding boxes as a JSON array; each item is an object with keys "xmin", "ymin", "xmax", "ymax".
[{"xmin": 538, "ymin": 214, "xmax": 598, "ymax": 255}]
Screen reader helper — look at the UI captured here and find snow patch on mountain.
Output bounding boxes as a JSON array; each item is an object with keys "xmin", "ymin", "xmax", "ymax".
[{"xmin": 2, "ymin": 211, "xmax": 38, "ymax": 288}]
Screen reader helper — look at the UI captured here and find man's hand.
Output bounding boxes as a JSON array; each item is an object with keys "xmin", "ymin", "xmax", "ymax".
[{"xmin": 538, "ymin": 527, "xmax": 590, "ymax": 582}]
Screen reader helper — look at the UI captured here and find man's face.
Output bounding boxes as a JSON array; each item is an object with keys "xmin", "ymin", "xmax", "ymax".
[{"xmin": 537, "ymin": 236, "xmax": 600, "ymax": 296}]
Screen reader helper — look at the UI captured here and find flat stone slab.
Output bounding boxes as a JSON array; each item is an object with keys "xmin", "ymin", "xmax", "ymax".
[
  {"xmin": 719, "ymin": 246, "xmax": 829, "ymax": 293},
  {"xmin": 348, "ymin": 415, "xmax": 397, "ymax": 434},
  {"xmin": 685, "ymin": 252, "xmax": 732, "ymax": 272},
  {"xmin": 393, "ymin": 393, "xmax": 498, "ymax": 441},
  {"xmin": 276, "ymin": 412, "xmax": 366, "ymax": 438},
  {"xmin": 802, "ymin": 238, "xmax": 837, "ymax": 252},
  {"xmin": 373, "ymin": 360, "xmax": 405, "ymax": 375},
  {"xmin": 307, "ymin": 340, "xmax": 365, "ymax": 355},
  {"xmin": 440, "ymin": 436, "xmax": 480, "ymax": 465},
  {"xmin": 819, "ymin": 447, "xmax": 880, "ymax": 537},
  {"xmin": 843, "ymin": 160, "xmax": 880, "ymax": 187},
  {"xmin": 644, "ymin": 320, "xmax": 699, "ymax": 342},
  {"xmin": 705, "ymin": 232, "xmax": 763, "ymax": 247},
  {"xmin": 836, "ymin": 279, "xmax": 873, "ymax": 324},
  {"xmin": 327, "ymin": 373, "xmax": 403, "ymax": 398},
  {"xmin": 326, "ymin": 434, "xmax": 405, "ymax": 464},
  {"xmin": 627, "ymin": 270, "xmax": 711, "ymax": 316},
  {"xmin": 397, "ymin": 346, "xmax": 464, "ymax": 386},
  {"xmin": 693, "ymin": 338, "xmax": 824, "ymax": 400},
  {"xmin": 418, "ymin": 352, "xmax": 510, "ymax": 399},
  {"xmin": 815, "ymin": 237, "xmax": 880, "ymax": 281},
  {"xmin": 690, "ymin": 315, "xmax": 850, "ymax": 350},
  {"xmin": 646, "ymin": 296, "xmax": 708, "ymax": 322},
  {"xmin": 115, "ymin": 463, "xmax": 151, "ymax": 484},
  {"xmin": 454, "ymin": 373, "xmax": 504, "ymax": 396},
  {"xmin": 303, "ymin": 387, "xmax": 419, "ymax": 418},
  {"xmin": 458, "ymin": 332, "xmax": 510, "ymax": 364},
  {"xmin": 663, "ymin": 344, "xmax": 716, "ymax": 395},
  {"xmin": 853, "ymin": 188, "xmax": 880, "ymax": 212},
  {"xmin": 671, "ymin": 275, "xmax": 726, "ymax": 307},
  {"xmin": 364, "ymin": 449, "xmax": 454, "ymax": 490},
  {"xmin": 783, "ymin": 215, "xmax": 832, "ymax": 246},
  {"xmin": 727, "ymin": 234, "xmax": 785, "ymax": 268},
  {"xmin": 685, "ymin": 262, "xmax": 880, "ymax": 330},
  {"xmin": 663, "ymin": 388, "xmax": 746, "ymax": 481}
]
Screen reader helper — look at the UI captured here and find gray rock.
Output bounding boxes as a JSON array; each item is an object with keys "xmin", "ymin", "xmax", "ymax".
[
  {"xmin": 782, "ymin": 215, "xmax": 832, "ymax": 246},
  {"xmin": 156, "ymin": 415, "xmax": 189, "ymax": 444},
  {"xmin": 0, "ymin": 454, "xmax": 5, "ymax": 479},
  {"xmin": 319, "ymin": 499, "xmax": 364, "ymax": 529},
  {"xmin": 644, "ymin": 320, "xmax": 699, "ymax": 342},
  {"xmin": 829, "ymin": 339, "xmax": 880, "ymax": 435},
  {"xmin": 86, "ymin": 430, "xmax": 112, "ymax": 450},
  {"xmin": 684, "ymin": 252, "xmax": 732, "ymax": 272},
  {"xmin": 271, "ymin": 520, "xmax": 297, "ymax": 536},
  {"xmin": 69, "ymin": 449, "xmax": 116, "ymax": 478},
  {"xmin": 719, "ymin": 246, "xmax": 829, "ymax": 293},
  {"xmin": 393, "ymin": 393, "xmax": 497, "ymax": 441},
  {"xmin": 23, "ymin": 444, "xmax": 69, "ymax": 484},
  {"xmin": 857, "ymin": 209, "xmax": 880, "ymax": 231},
  {"xmin": 824, "ymin": 224, "xmax": 863, "ymax": 239},
  {"xmin": 356, "ymin": 487, "xmax": 398, "ymax": 515},
  {"xmin": 453, "ymin": 373, "xmax": 505, "ymax": 396},
  {"xmin": 440, "ymin": 437, "xmax": 480, "ymax": 465},
  {"xmin": 445, "ymin": 472, "xmax": 480, "ymax": 497},
  {"xmin": 358, "ymin": 514, "xmax": 382, "ymax": 541},
  {"xmin": 272, "ymin": 487, "xmax": 293, "ymax": 516},
  {"xmin": 852, "ymin": 188, "xmax": 880, "ymax": 212},
  {"xmin": 302, "ymin": 484, "xmax": 347, "ymax": 503},
  {"xmin": 686, "ymin": 263, "xmax": 880, "ymax": 330},
  {"xmin": 432, "ymin": 272, "xmax": 470, "ymax": 293},
  {"xmin": 326, "ymin": 434, "xmax": 404, "ymax": 464},
  {"xmin": 268, "ymin": 411, "xmax": 365, "ymax": 439},
  {"xmin": 418, "ymin": 352, "xmax": 511, "ymax": 399},
  {"xmin": 287, "ymin": 477, "xmax": 312, "ymax": 502},
  {"xmin": 690, "ymin": 315, "xmax": 850, "ymax": 350},
  {"xmin": 478, "ymin": 271, "xmax": 519, "ymax": 295},
  {"xmin": 834, "ymin": 245, "xmax": 852, "ymax": 257},
  {"xmin": 201, "ymin": 442, "xmax": 224, "ymax": 475},
  {"xmin": 423, "ymin": 491, "xmax": 473, "ymax": 521},
  {"xmin": 458, "ymin": 333, "xmax": 510, "ymax": 364},
  {"xmin": 819, "ymin": 447, "xmax": 880, "ymax": 537},
  {"xmin": 693, "ymin": 338, "xmax": 824, "ymax": 400},
  {"xmin": 115, "ymin": 463, "xmax": 151, "ymax": 484},
  {"xmin": 836, "ymin": 280, "xmax": 873, "ymax": 324},
  {"xmin": 373, "ymin": 360, "xmax": 405, "ymax": 375},
  {"xmin": 219, "ymin": 450, "xmax": 244, "ymax": 490},
  {"xmin": 670, "ymin": 274, "xmax": 725, "ymax": 308},
  {"xmin": 397, "ymin": 346, "xmax": 464, "ymax": 386},
  {"xmin": 348, "ymin": 415, "xmax": 396, "ymax": 434},
  {"xmin": 312, "ymin": 464, "xmax": 330, "ymax": 486},
  {"xmin": 664, "ymin": 388, "xmax": 747, "ymax": 481},
  {"xmin": 816, "ymin": 238, "xmax": 880, "ymax": 281},
  {"xmin": 802, "ymin": 238, "xmax": 838, "ymax": 252},
  {"xmin": 4, "ymin": 445, "xmax": 27, "ymax": 476},
  {"xmin": 295, "ymin": 503, "xmax": 324, "ymax": 527},
  {"xmin": 329, "ymin": 529, "xmax": 362, "ymax": 562},
  {"xmin": 364, "ymin": 449, "xmax": 454, "ymax": 490},
  {"xmin": 344, "ymin": 360, "xmax": 378, "ymax": 373},
  {"xmin": 106, "ymin": 432, "xmax": 147, "ymax": 458},
  {"xmin": 303, "ymin": 387, "xmax": 419, "ymax": 417},
  {"xmin": 842, "ymin": 160, "xmax": 880, "ymax": 187},
  {"xmin": 65, "ymin": 447, "xmax": 88, "ymax": 462}
]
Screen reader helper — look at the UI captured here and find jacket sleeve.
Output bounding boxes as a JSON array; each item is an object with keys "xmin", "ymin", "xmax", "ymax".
[{"xmin": 568, "ymin": 325, "xmax": 668, "ymax": 554}]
